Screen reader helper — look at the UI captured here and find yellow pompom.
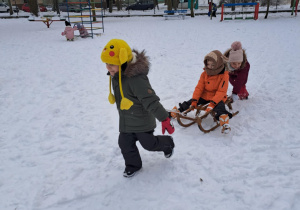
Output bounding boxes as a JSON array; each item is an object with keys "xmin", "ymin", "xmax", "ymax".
[
  {"xmin": 108, "ymin": 93, "xmax": 115, "ymax": 104},
  {"xmin": 120, "ymin": 97, "xmax": 133, "ymax": 110}
]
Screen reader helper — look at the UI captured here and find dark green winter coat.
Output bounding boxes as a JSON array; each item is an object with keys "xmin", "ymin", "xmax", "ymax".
[{"xmin": 111, "ymin": 50, "xmax": 169, "ymax": 133}]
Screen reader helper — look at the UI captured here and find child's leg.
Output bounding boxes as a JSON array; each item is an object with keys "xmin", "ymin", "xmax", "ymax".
[
  {"xmin": 118, "ymin": 132, "xmax": 142, "ymax": 173},
  {"xmin": 213, "ymin": 101, "xmax": 232, "ymax": 133},
  {"xmin": 136, "ymin": 131, "xmax": 174, "ymax": 158},
  {"xmin": 213, "ymin": 101, "xmax": 233, "ymax": 120},
  {"xmin": 178, "ymin": 98, "xmax": 209, "ymax": 112},
  {"xmin": 197, "ymin": 98, "xmax": 210, "ymax": 106},
  {"xmin": 178, "ymin": 99, "xmax": 192, "ymax": 112}
]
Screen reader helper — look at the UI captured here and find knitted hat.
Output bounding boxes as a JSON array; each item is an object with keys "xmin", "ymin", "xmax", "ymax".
[
  {"xmin": 101, "ymin": 39, "xmax": 134, "ymax": 110},
  {"xmin": 75, "ymin": 23, "xmax": 82, "ymax": 29},
  {"xmin": 203, "ymin": 50, "xmax": 226, "ymax": 76},
  {"xmin": 228, "ymin": 41, "xmax": 243, "ymax": 63}
]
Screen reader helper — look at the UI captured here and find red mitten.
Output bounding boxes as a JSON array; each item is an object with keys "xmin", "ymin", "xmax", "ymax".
[
  {"xmin": 205, "ymin": 102, "xmax": 215, "ymax": 112},
  {"xmin": 162, "ymin": 117, "xmax": 175, "ymax": 135}
]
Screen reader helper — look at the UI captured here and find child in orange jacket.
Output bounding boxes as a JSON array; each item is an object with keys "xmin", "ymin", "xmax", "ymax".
[{"xmin": 172, "ymin": 50, "xmax": 232, "ymax": 133}]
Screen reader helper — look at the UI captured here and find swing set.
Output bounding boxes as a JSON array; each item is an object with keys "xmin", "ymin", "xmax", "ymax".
[
  {"xmin": 291, "ymin": 0, "xmax": 299, "ymax": 16},
  {"xmin": 220, "ymin": 2, "xmax": 259, "ymax": 21}
]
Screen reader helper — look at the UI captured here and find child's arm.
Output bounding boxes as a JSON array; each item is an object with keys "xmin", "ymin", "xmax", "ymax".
[
  {"xmin": 130, "ymin": 76, "xmax": 168, "ymax": 122},
  {"xmin": 211, "ymin": 73, "xmax": 229, "ymax": 104},
  {"xmin": 191, "ymin": 72, "xmax": 205, "ymax": 106},
  {"xmin": 230, "ymin": 62, "xmax": 250, "ymax": 94}
]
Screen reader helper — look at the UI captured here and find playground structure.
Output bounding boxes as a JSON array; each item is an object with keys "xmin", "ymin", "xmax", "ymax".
[
  {"xmin": 291, "ymin": 0, "xmax": 299, "ymax": 16},
  {"xmin": 66, "ymin": 0, "xmax": 104, "ymax": 38},
  {"xmin": 28, "ymin": 15, "xmax": 66, "ymax": 28},
  {"xmin": 208, "ymin": 0, "xmax": 217, "ymax": 19},
  {"xmin": 220, "ymin": 2, "xmax": 259, "ymax": 21},
  {"xmin": 164, "ymin": 0, "xmax": 196, "ymax": 19},
  {"xmin": 164, "ymin": 9, "xmax": 187, "ymax": 20}
]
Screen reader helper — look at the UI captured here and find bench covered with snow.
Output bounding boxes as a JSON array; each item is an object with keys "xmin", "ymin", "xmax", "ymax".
[{"xmin": 164, "ymin": 10, "xmax": 188, "ymax": 20}]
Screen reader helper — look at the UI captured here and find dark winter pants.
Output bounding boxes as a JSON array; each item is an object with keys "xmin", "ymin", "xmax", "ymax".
[
  {"xmin": 212, "ymin": 11, "xmax": 216, "ymax": 17},
  {"xmin": 178, "ymin": 98, "xmax": 232, "ymax": 120},
  {"xmin": 118, "ymin": 131, "xmax": 174, "ymax": 172}
]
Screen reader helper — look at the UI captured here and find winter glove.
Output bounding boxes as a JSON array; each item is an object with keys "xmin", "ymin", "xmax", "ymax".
[
  {"xmin": 162, "ymin": 117, "xmax": 175, "ymax": 135},
  {"xmin": 191, "ymin": 99, "xmax": 198, "ymax": 108},
  {"xmin": 230, "ymin": 94, "xmax": 239, "ymax": 102},
  {"xmin": 205, "ymin": 102, "xmax": 215, "ymax": 113}
]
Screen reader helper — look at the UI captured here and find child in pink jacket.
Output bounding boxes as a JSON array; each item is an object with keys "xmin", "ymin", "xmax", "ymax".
[
  {"xmin": 75, "ymin": 23, "xmax": 89, "ymax": 38},
  {"xmin": 61, "ymin": 21, "xmax": 77, "ymax": 41},
  {"xmin": 224, "ymin": 41, "xmax": 250, "ymax": 102}
]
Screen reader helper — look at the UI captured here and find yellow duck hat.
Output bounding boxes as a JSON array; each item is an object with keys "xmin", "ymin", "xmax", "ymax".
[{"xmin": 101, "ymin": 39, "xmax": 134, "ymax": 110}]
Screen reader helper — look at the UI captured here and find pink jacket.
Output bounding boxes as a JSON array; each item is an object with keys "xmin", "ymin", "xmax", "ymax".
[
  {"xmin": 61, "ymin": 26, "xmax": 77, "ymax": 40},
  {"xmin": 229, "ymin": 61, "xmax": 250, "ymax": 94},
  {"xmin": 79, "ymin": 26, "xmax": 89, "ymax": 38}
]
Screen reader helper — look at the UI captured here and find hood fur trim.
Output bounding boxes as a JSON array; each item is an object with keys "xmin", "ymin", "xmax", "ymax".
[{"xmin": 124, "ymin": 49, "xmax": 150, "ymax": 77}]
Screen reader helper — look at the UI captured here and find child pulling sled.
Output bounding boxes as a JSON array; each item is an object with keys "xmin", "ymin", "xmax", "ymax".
[{"xmin": 100, "ymin": 39, "xmax": 175, "ymax": 178}]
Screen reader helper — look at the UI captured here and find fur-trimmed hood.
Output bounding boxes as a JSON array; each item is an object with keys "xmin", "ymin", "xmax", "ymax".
[
  {"xmin": 124, "ymin": 49, "xmax": 150, "ymax": 78},
  {"xmin": 224, "ymin": 48, "xmax": 248, "ymax": 69}
]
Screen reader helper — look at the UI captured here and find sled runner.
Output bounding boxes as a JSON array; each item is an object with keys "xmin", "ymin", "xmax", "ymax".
[{"xmin": 169, "ymin": 98, "xmax": 239, "ymax": 133}]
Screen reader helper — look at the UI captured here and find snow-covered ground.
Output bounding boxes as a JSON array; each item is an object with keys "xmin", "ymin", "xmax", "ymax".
[{"xmin": 1, "ymin": 8, "xmax": 300, "ymax": 210}]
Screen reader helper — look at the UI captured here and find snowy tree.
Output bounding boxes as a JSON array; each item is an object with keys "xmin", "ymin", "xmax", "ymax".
[
  {"xmin": 265, "ymin": 0, "xmax": 270, "ymax": 19},
  {"xmin": 7, "ymin": 0, "xmax": 13, "ymax": 15},
  {"xmin": 52, "ymin": 0, "xmax": 60, "ymax": 15},
  {"xmin": 29, "ymin": 0, "xmax": 39, "ymax": 17}
]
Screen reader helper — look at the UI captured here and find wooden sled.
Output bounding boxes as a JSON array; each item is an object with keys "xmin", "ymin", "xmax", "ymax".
[{"xmin": 174, "ymin": 99, "xmax": 239, "ymax": 133}]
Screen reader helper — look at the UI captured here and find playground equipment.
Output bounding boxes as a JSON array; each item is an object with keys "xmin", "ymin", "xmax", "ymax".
[
  {"xmin": 291, "ymin": 0, "xmax": 299, "ymax": 16},
  {"xmin": 164, "ymin": 9, "xmax": 188, "ymax": 20},
  {"xmin": 208, "ymin": 0, "xmax": 217, "ymax": 19},
  {"xmin": 220, "ymin": 2, "xmax": 259, "ymax": 21},
  {"xmin": 66, "ymin": 0, "xmax": 104, "ymax": 38},
  {"xmin": 188, "ymin": 0, "xmax": 198, "ymax": 9},
  {"xmin": 28, "ymin": 16, "xmax": 65, "ymax": 28}
]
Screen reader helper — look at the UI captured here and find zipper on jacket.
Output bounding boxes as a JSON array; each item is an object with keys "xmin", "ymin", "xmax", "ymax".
[{"xmin": 221, "ymin": 81, "xmax": 225, "ymax": 88}]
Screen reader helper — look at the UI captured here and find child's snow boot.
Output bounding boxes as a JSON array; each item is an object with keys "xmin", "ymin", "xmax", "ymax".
[
  {"xmin": 170, "ymin": 106, "xmax": 179, "ymax": 119},
  {"xmin": 123, "ymin": 167, "xmax": 142, "ymax": 178},
  {"xmin": 219, "ymin": 114, "xmax": 231, "ymax": 134},
  {"xmin": 164, "ymin": 137, "xmax": 175, "ymax": 158}
]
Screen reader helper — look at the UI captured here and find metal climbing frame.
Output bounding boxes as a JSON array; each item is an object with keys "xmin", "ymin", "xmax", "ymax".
[
  {"xmin": 66, "ymin": 0, "xmax": 104, "ymax": 38},
  {"xmin": 291, "ymin": 0, "xmax": 299, "ymax": 16}
]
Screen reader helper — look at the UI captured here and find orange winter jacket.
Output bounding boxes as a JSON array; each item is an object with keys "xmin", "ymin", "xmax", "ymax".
[{"xmin": 192, "ymin": 69, "xmax": 229, "ymax": 104}]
